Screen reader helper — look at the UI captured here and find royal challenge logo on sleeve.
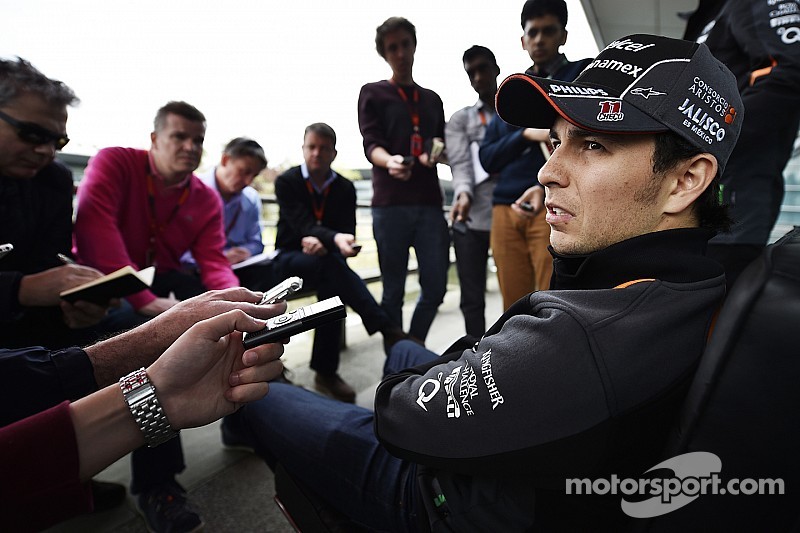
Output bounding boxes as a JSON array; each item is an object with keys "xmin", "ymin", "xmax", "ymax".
[{"xmin": 676, "ymin": 76, "xmax": 738, "ymax": 146}]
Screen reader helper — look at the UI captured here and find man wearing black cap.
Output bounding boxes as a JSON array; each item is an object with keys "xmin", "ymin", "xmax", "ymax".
[{"xmin": 228, "ymin": 34, "xmax": 743, "ymax": 530}]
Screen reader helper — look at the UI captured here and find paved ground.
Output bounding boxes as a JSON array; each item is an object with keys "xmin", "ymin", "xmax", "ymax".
[{"xmin": 45, "ymin": 272, "xmax": 503, "ymax": 532}]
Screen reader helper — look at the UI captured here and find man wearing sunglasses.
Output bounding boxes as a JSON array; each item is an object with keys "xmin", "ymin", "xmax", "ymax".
[{"xmin": 0, "ymin": 57, "xmax": 112, "ymax": 349}]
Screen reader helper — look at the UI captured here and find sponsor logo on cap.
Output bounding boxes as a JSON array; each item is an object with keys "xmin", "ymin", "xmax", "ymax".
[
  {"xmin": 585, "ymin": 58, "xmax": 644, "ymax": 78},
  {"xmin": 597, "ymin": 101, "xmax": 624, "ymax": 122},
  {"xmin": 602, "ymin": 38, "xmax": 657, "ymax": 53},
  {"xmin": 550, "ymin": 84, "xmax": 609, "ymax": 96},
  {"xmin": 630, "ymin": 87, "xmax": 666, "ymax": 99},
  {"xmin": 677, "ymin": 98, "xmax": 727, "ymax": 145}
]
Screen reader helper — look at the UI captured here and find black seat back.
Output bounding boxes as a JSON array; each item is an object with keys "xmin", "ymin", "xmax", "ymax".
[{"xmin": 636, "ymin": 227, "xmax": 800, "ymax": 531}]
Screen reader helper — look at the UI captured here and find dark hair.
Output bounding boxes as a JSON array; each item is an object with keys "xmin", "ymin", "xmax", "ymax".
[
  {"xmin": 652, "ymin": 131, "xmax": 731, "ymax": 232},
  {"xmin": 304, "ymin": 122, "xmax": 337, "ymax": 148},
  {"xmin": 153, "ymin": 101, "xmax": 206, "ymax": 131},
  {"xmin": 0, "ymin": 57, "xmax": 79, "ymax": 108},
  {"xmin": 375, "ymin": 17, "xmax": 417, "ymax": 58},
  {"xmin": 462, "ymin": 45, "xmax": 497, "ymax": 66},
  {"xmin": 521, "ymin": 0, "xmax": 568, "ymax": 29},
  {"xmin": 223, "ymin": 137, "xmax": 267, "ymax": 170}
]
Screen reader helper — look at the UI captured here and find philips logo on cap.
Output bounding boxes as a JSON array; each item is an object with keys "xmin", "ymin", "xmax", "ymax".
[{"xmin": 550, "ymin": 85, "xmax": 608, "ymax": 96}]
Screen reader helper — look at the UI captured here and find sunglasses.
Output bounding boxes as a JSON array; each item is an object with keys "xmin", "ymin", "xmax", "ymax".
[{"xmin": 0, "ymin": 109, "xmax": 70, "ymax": 150}]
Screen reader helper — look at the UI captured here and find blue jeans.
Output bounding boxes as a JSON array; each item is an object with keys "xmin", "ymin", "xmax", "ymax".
[
  {"xmin": 233, "ymin": 340, "xmax": 438, "ymax": 532},
  {"xmin": 372, "ymin": 205, "xmax": 450, "ymax": 342}
]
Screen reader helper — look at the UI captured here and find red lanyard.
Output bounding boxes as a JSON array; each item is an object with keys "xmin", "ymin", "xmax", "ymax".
[
  {"xmin": 391, "ymin": 80, "xmax": 424, "ymax": 157},
  {"xmin": 305, "ymin": 180, "xmax": 331, "ymax": 225},
  {"xmin": 145, "ymin": 173, "xmax": 190, "ymax": 267},
  {"xmin": 478, "ymin": 109, "xmax": 488, "ymax": 126}
]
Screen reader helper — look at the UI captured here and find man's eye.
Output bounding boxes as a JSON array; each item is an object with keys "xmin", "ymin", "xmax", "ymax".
[
  {"xmin": 550, "ymin": 140, "xmax": 561, "ymax": 149},
  {"xmin": 586, "ymin": 141, "xmax": 604, "ymax": 150}
]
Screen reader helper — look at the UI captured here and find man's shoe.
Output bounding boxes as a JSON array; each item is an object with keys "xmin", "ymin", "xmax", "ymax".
[
  {"xmin": 91, "ymin": 479, "xmax": 127, "ymax": 512},
  {"xmin": 381, "ymin": 324, "xmax": 408, "ymax": 356},
  {"xmin": 314, "ymin": 373, "xmax": 356, "ymax": 403},
  {"xmin": 136, "ymin": 481, "xmax": 203, "ymax": 533}
]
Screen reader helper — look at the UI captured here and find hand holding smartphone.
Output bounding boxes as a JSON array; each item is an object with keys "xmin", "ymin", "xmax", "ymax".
[{"xmin": 243, "ymin": 296, "xmax": 347, "ymax": 349}]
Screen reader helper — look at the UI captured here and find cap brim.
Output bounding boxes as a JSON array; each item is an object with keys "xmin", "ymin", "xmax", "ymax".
[{"xmin": 496, "ymin": 74, "xmax": 670, "ymax": 134}]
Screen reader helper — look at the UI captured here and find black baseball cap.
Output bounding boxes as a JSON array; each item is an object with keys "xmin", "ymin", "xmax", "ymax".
[{"xmin": 496, "ymin": 34, "xmax": 743, "ymax": 173}]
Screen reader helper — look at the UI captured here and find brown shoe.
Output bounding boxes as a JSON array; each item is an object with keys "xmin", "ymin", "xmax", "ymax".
[{"xmin": 314, "ymin": 373, "xmax": 356, "ymax": 403}]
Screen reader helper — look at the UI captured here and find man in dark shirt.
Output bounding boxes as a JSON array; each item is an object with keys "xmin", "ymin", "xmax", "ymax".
[
  {"xmin": 0, "ymin": 57, "xmax": 111, "ymax": 348},
  {"xmin": 272, "ymin": 123, "xmax": 404, "ymax": 402},
  {"xmin": 357, "ymin": 17, "xmax": 449, "ymax": 345}
]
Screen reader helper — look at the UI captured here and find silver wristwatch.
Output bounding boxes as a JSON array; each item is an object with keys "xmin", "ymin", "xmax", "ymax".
[{"xmin": 119, "ymin": 368, "xmax": 177, "ymax": 447}]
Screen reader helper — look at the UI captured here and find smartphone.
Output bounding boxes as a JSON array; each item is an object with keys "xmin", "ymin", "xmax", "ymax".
[
  {"xmin": 519, "ymin": 202, "xmax": 534, "ymax": 213},
  {"xmin": 401, "ymin": 155, "xmax": 415, "ymax": 165},
  {"xmin": 429, "ymin": 138, "xmax": 444, "ymax": 160},
  {"xmin": 258, "ymin": 276, "xmax": 303, "ymax": 305},
  {"xmin": 351, "ymin": 244, "xmax": 363, "ymax": 254},
  {"xmin": 0, "ymin": 243, "xmax": 12, "ymax": 260},
  {"xmin": 243, "ymin": 296, "xmax": 347, "ymax": 349},
  {"xmin": 452, "ymin": 220, "xmax": 468, "ymax": 235}
]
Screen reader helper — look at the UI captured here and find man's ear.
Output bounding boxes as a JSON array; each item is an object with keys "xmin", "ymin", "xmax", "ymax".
[
  {"xmin": 561, "ymin": 29, "xmax": 568, "ymax": 47},
  {"xmin": 150, "ymin": 131, "xmax": 157, "ymax": 146},
  {"xmin": 220, "ymin": 153, "xmax": 231, "ymax": 167},
  {"xmin": 663, "ymin": 153, "xmax": 718, "ymax": 215}
]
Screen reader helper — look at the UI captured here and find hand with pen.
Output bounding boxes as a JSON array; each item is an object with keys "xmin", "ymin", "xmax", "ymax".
[{"xmin": 17, "ymin": 254, "xmax": 113, "ymax": 328}]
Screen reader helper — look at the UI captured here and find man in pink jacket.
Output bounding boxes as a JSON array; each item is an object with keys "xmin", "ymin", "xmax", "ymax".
[
  {"xmin": 75, "ymin": 101, "xmax": 238, "ymax": 317},
  {"xmin": 74, "ymin": 101, "xmax": 238, "ymax": 533}
]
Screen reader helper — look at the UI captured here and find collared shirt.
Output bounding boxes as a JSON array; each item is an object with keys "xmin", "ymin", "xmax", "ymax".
[
  {"xmin": 300, "ymin": 162, "xmax": 338, "ymax": 193},
  {"xmin": 146, "ymin": 151, "xmax": 192, "ymax": 190},
  {"xmin": 199, "ymin": 167, "xmax": 264, "ymax": 256},
  {"xmin": 445, "ymin": 99, "xmax": 497, "ymax": 231}
]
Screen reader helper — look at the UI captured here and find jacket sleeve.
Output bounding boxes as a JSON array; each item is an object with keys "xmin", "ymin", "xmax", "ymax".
[
  {"xmin": 445, "ymin": 108, "xmax": 476, "ymax": 200},
  {"xmin": 478, "ymin": 117, "xmax": 529, "ymax": 173},
  {"xmin": 0, "ymin": 402, "xmax": 92, "ymax": 532},
  {"xmin": 374, "ymin": 303, "xmax": 610, "ymax": 477},
  {"xmin": 0, "ymin": 346, "xmax": 97, "ymax": 427},
  {"xmin": 742, "ymin": 0, "xmax": 800, "ymax": 95}
]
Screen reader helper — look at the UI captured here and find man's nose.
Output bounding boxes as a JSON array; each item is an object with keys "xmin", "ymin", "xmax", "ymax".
[
  {"xmin": 538, "ymin": 148, "xmax": 567, "ymax": 188},
  {"xmin": 32, "ymin": 142, "xmax": 56, "ymax": 158}
]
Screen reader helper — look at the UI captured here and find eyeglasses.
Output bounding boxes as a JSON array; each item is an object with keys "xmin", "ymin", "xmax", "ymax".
[{"xmin": 0, "ymin": 109, "xmax": 70, "ymax": 150}]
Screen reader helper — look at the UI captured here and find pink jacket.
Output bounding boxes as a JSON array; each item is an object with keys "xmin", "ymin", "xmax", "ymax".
[{"xmin": 74, "ymin": 147, "xmax": 238, "ymax": 309}]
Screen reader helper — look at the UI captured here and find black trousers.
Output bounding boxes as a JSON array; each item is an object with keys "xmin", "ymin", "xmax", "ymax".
[
  {"xmin": 453, "ymin": 228, "xmax": 491, "ymax": 339},
  {"xmin": 273, "ymin": 251, "xmax": 389, "ymax": 375}
]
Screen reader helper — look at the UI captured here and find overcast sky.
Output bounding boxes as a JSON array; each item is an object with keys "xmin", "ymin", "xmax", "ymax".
[{"xmin": 2, "ymin": 0, "xmax": 599, "ymax": 175}]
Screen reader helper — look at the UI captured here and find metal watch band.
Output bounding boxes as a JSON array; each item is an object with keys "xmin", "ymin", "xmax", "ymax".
[{"xmin": 119, "ymin": 368, "xmax": 177, "ymax": 447}]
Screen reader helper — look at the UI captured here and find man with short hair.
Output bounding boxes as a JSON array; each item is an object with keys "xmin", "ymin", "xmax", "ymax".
[
  {"xmin": 230, "ymin": 33, "xmax": 743, "ymax": 530},
  {"xmin": 0, "ymin": 57, "xmax": 112, "ymax": 349},
  {"xmin": 187, "ymin": 137, "xmax": 275, "ymax": 291},
  {"xmin": 480, "ymin": 0, "xmax": 592, "ymax": 309},
  {"xmin": 358, "ymin": 16, "xmax": 449, "ymax": 345},
  {"xmin": 446, "ymin": 45, "xmax": 500, "ymax": 340},
  {"xmin": 74, "ymin": 101, "xmax": 239, "ymax": 532},
  {"xmin": 74, "ymin": 101, "xmax": 239, "ymax": 317},
  {"xmin": 270, "ymin": 123, "xmax": 404, "ymax": 403}
]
